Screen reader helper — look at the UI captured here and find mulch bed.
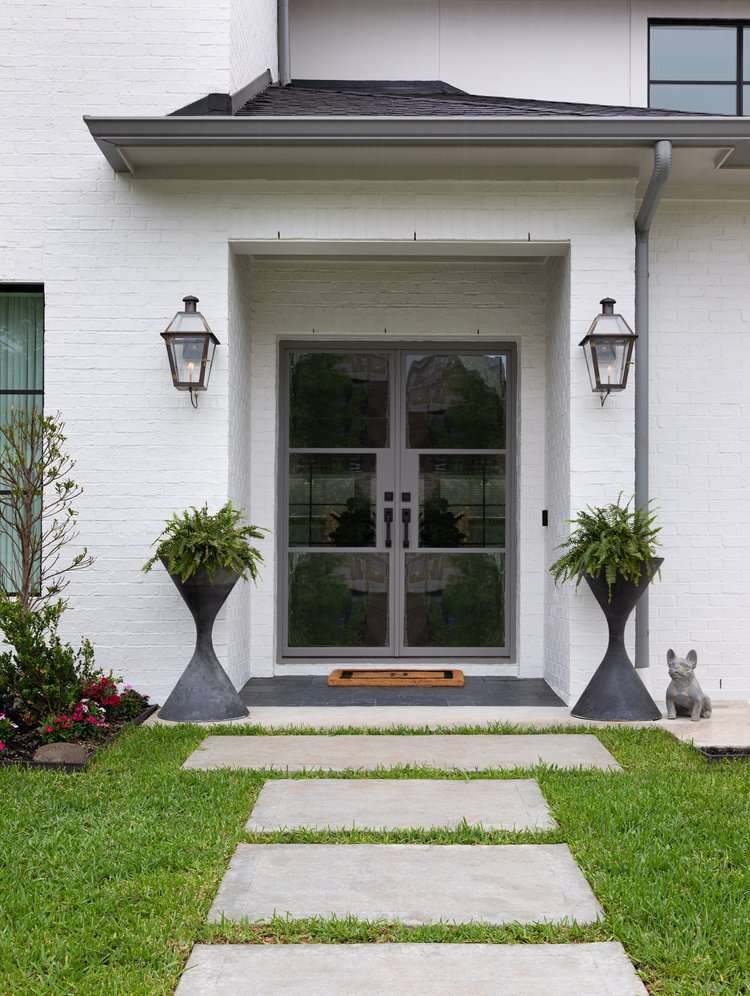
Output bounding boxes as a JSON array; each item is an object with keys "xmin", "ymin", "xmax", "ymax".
[{"xmin": 0, "ymin": 702, "xmax": 159, "ymax": 772}]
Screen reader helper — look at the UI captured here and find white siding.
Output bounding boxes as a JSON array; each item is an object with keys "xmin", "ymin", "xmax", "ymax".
[{"xmin": 291, "ymin": 0, "xmax": 750, "ymax": 108}]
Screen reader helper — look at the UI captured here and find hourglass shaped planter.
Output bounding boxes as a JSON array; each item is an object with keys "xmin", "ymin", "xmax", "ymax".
[
  {"xmin": 571, "ymin": 559, "xmax": 663, "ymax": 722},
  {"xmin": 159, "ymin": 563, "xmax": 249, "ymax": 722}
]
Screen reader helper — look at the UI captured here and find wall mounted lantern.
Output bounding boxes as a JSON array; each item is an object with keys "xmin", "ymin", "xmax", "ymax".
[
  {"xmin": 579, "ymin": 298, "xmax": 637, "ymax": 406},
  {"xmin": 161, "ymin": 295, "xmax": 220, "ymax": 408}
]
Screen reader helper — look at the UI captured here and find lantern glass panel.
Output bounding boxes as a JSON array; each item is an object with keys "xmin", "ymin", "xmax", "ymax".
[
  {"xmin": 168, "ymin": 335, "xmax": 209, "ymax": 389},
  {"xmin": 164, "ymin": 311, "xmax": 210, "ymax": 334},
  {"xmin": 593, "ymin": 338, "xmax": 629, "ymax": 390}
]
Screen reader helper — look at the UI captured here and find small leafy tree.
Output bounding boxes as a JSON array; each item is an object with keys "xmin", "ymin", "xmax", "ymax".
[
  {"xmin": 0, "ymin": 598, "xmax": 97, "ymax": 725},
  {"xmin": 0, "ymin": 409, "xmax": 93, "ymax": 610}
]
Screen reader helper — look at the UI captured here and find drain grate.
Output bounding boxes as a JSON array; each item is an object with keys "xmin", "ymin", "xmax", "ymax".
[
  {"xmin": 328, "ymin": 668, "xmax": 465, "ymax": 687},
  {"xmin": 698, "ymin": 746, "xmax": 750, "ymax": 762}
]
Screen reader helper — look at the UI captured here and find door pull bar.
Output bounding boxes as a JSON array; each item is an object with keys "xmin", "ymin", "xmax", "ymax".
[
  {"xmin": 402, "ymin": 507, "xmax": 411, "ymax": 548},
  {"xmin": 384, "ymin": 507, "xmax": 393, "ymax": 548}
]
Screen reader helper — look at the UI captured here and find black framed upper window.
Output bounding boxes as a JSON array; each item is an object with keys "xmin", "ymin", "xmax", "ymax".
[{"xmin": 649, "ymin": 21, "xmax": 750, "ymax": 115}]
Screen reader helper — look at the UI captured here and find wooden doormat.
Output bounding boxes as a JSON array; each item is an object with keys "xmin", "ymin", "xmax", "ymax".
[{"xmin": 328, "ymin": 668, "xmax": 465, "ymax": 687}]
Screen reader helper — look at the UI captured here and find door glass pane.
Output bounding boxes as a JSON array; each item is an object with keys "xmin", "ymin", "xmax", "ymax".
[
  {"xmin": 419, "ymin": 454, "xmax": 505, "ymax": 548},
  {"xmin": 745, "ymin": 29, "xmax": 750, "ymax": 81},
  {"xmin": 744, "ymin": 85, "xmax": 750, "ymax": 114},
  {"xmin": 404, "ymin": 553, "xmax": 504, "ymax": 648},
  {"xmin": 405, "ymin": 353, "xmax": 506, "ymax": 449},
  {"xmin": 288, "ymin": 552, "xmax": 389, "ymax": 647},
  {"xmin": 649, "ymin": 83, "xmax": 737, "ymax": 114},
  {"xmin": 289, "ymin": 454, "xmax": 376, "ymax": 547},
  {"xmin": 650, "ymin": 26, "xmax": 736, "ymax": 81},
  {"xmin": 289, "ymin": 351, "xmax": 389, "ymax": 448}
]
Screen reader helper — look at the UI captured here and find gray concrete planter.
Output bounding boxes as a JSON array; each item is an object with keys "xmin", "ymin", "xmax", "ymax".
[
  {"xmin": 571, "ymin": 559, "xmax": 663, "ymax": 722},
  {"xmin": 159, "ymin": 563, "xmax": 249, "ymax": 723}
]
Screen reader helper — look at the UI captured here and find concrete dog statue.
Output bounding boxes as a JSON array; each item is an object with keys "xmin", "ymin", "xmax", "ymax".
[{"xmin": 666, "ymin": 649, "xmax": 712, "ymax": 722}]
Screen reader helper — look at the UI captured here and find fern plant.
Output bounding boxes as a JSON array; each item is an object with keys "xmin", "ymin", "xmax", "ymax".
[
  {"xmin": 143, "ymin": 502, "xmax": 266, "ymax": 583},
  {"xmin": 549, "ymin": 496, "xmax": 660, "ymax": 601}
]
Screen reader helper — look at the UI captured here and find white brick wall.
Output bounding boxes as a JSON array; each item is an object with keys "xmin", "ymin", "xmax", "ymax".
[
  {"xmin": 544, "ymin": 255, "xmax": 572, "ymax": 700},
  {"xmin": 231, "ymin": 0, "xmax": 277, "ymax": 91},
  {"xmin": 643, "ymin": 201, "xmax": 750, "ymax": 700}
]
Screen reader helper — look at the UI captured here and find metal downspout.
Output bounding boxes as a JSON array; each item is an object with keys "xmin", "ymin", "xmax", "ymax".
[
  {"xmin": 634, "ymin": 139, "xmax": 672, "ymax": 668},
  {"xmin": 277, "ymin": 0, "xmax": 291, "ymax": 86}
]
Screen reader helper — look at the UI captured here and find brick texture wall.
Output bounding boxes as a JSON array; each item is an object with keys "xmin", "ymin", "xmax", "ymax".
[{"xmin": 644, "ymin": 201, "xmax": 750, "ymax": 700}]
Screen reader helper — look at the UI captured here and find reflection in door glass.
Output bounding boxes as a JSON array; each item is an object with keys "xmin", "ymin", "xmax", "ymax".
[
  {"xmin": 288, "ymin": 553, "xmax": 389, "ymax": 647},
  {"xmin": 419, "ymin": 454, "xmax": 505, "ymax": 547},
  {"xmin": 289, "ymin": 454, "xmax": 376, "ymax": 547},
  {"xmin": 289, "ymin": 352, "xmax": 389, "ymax": 448},
  {"xmin": 404, "ymin": 553, "xmax": 504, "ymax": 648},
  {"xmin": 405, "ymin": 353, "xmax": 505, "ymax": 449}
]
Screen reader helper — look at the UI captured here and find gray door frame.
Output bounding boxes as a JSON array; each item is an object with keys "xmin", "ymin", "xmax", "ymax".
[{"xmin": 278, "ymin": 340, "xmax": 517, "ymax": 663}]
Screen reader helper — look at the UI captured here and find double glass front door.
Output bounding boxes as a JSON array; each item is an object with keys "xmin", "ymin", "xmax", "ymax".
[{"xmin": 282, "ymin": 346, "xmax": 511, "ymax": 658}]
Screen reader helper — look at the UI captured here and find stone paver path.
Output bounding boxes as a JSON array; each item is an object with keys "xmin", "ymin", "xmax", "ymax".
[
  {"xmin": 208, "ymin": 843, "xmax": 602, "ymax": 926},
  {"xmin": 246, "ymin": 778, "xmax": 556, "ymax": 831},
  {"xmin": 175, "ymin": 943, "xmax": 647, "ymax": 995},
  {"xmin": 184, "ymin": 733, "xmax": 620, "ymax": 771},
  {"xmin": 176, "ymin": 732, "xmax": 646, "ymax": 994}
]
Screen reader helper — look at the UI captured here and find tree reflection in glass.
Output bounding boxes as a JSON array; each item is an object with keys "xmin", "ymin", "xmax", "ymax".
[
  {"xmin": 405, "ymin": 553, "xmax": 504, "ymax": 647},
  {"xmin": 406, "ymin": 354, "xmax": 505, "ymax": 449},
  {"xmin": 288, "ymin": 553, "xmax": 388, "ymax": 647},
  {"xmin": 289, "ymin": 352, "xmax": 389, "ymax": 448}
]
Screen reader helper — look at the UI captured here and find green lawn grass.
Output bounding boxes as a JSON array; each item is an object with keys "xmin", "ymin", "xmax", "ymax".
[{"xmin": 1, "ymin": 724, "xmax": 749, "ymax": 994}]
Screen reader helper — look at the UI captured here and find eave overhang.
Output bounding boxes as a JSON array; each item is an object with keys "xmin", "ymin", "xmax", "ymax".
[{"xmin": 83, "ymin": 113, "xmax": 750, "ymax": 183}]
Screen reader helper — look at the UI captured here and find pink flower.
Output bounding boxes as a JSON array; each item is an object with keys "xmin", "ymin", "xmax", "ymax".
[
  {"xmin": 0, "ymin": 741, "xmax": 5, "ymax": 751},
  {"xmin": 44, "ymin": 725, "xmax": 54, "ymax": 733}
]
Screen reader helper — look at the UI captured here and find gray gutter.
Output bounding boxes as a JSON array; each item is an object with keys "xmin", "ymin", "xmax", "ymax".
[
  {"xmin": 83, "ymin": 113, "xmax": 750, "ymax": 172},
  {"xmin": 634, "ymin": 140, "xmax": 672, "ymax": 670}
]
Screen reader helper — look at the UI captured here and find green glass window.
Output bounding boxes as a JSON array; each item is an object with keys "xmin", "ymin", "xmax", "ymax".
[
  {"xmin": 649, "ymin": 22, "xmax": 749, "ymax": 115},
  {"xmin": 0, "ymin": 286, "xmax": 44, "ymax": 588}
]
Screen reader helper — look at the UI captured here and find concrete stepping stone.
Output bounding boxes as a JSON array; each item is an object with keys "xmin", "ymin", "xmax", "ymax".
[
  {"xmin": 184, "ymin": 734, "xmax": 620, "ymax": 771},
  {"xmin": 176, "ymin": 943, "xmax": 647, "ymax": 995},
  {"xmin": 175, "ymin": 942, "xmax": 647, "ymax": 996},
  {"xmin": 246, "ymin": 778, "xmax": 556, "ymax": 831},
  {"xmin": 208, "ymin": 843, "xmax": 602, "ymax": 925}
]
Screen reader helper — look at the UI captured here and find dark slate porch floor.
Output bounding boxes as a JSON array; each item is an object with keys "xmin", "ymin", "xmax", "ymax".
[{"xmin": 239, "ymin": 677, "xmax": 564, "ymax": 708}]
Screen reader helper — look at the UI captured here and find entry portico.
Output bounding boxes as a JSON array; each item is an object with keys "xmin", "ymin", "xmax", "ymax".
[{"xmin": 224, "ymin": 226, "xmax": 634, "ymax": 705}]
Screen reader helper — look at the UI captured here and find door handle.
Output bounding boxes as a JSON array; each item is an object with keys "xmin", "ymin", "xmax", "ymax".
[
  {"xmin": 384, "ymin": 507, "xmax": 393, "ymax": 548},
  {"xmin": 402, "ymin": 507, "xmax": 411, "ymax": 548}
]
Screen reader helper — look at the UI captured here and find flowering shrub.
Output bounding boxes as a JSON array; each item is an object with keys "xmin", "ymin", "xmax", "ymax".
[
  {"xmin": 36, "ymin": 675, "xmax": 150, "ymax": 745},
  {"xmin": 0, "ymin": 712, "xmax": 18, "ymax": 751},
  {"xmin": 82, "ymin": 674, "xmax": 149, "ymax": 720},
  {"xmin": 82, "ymin": 674, "xmax": 121, "ymax": 709},
  {"xmin": 39, "ymin": 699, "xmax": 108, "ymax": 744}
]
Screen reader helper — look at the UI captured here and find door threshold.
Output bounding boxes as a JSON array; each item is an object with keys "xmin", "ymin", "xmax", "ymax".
[{"xmin": 276, "ymin": 660, "xmax": 519, "ymax": 678}]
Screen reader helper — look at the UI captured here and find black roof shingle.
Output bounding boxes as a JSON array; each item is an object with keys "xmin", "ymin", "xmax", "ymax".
[{"xmin": 231, "ymin": 78, "xmax": 692, "ymax": 118}]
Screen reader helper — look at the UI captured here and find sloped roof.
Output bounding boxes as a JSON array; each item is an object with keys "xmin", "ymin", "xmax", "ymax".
[
  {"xmin": 170, "ymin": 78, "xmax": 693, "ymax": 119},
  {"xmin": 235, "ymin": 79, "xmax": 690, "ymax": 119}
]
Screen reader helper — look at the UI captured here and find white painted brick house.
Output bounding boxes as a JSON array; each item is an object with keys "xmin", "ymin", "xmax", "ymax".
[{"xmin": 3, "ymin": 0, "xmax": 750, "ymax": 708}]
